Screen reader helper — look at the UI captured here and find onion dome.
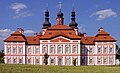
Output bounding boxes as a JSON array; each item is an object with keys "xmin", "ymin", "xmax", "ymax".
[
  {"xmin": 43, "ymin": 8, "xmax": 51, "ymax": 28},
  {"xmin": 69, "ymin": 8, "xmax": 78, "ymax": 28},
  {"xmin": 57, "ymin": 10, "xmax": 63, "ymax": 18}
]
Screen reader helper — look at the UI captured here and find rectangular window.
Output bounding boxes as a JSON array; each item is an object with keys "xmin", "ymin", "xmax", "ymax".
[
  {"xmin": 109, "ymin": 58, "xmax": 113, "ymax": 64},
  {"xmin": 19, "ymin": 58, "xmax": 22, "ymax": 64},
  {"xmin": 82, "ymin": 49, "xmax": 84, "ymax": 54},
  {"xmin": 35, "ymin": 48, "xmax": 39, "ymax": 54},
  {"xmin": 89, "ymin": 48, "xmax": 92, "ymax": 54},
  {"xmin": 65, "ymin": 58, "xmax": 70, "ymax": 65},
  {"xmin": 97, "ymin": 48, "xmax": 101, "ymax": 53},
  {"xmin": 13, "ymin": 58, "xmax": 17, "ymax": 64},
  {"xmin": 103, "ymin": 48, "xmax": 107, "ymax": 53},
  {"xmin": 97, "ymin": 58, "xmax": 101, "ymax": 64},
  {"xmin": 36, "ymin": 59, "xmax": 39, "ymax": 64},
  {"xmin": 18, "ymin": 48, "xmax": 22, "ymax": 54},
  {"xmin": 109, "ymin": 48, "xmax": 113, "ymax": 53},
  {"xmin": 7, "ymin": 48, "xmax": 10, "ymax": 54},
  {"xmin": 103, "ymin": 58, "xmax": 107, "ymax": 64},
  {"xmin": 50, "ymin": 59, "xmax": 54, "ymax": 65},
  {"xmin": 43, "ymin": 46, "xmax": 47, "ymax": 53},
  {"xmin": 13, "ymin": 48, "xmax": 17, "ymax": 54},
  {"xmin": 50, "ymin": 46, "xmax": 54, "ymax": 54},
  {"xmin": 28, "ymin": 58, "xmax": 31, "ymax": 64},
  {"xmin": 89, "ymin": 58, "xmax": 92, "ymax": 64},
  {"xmin": 28, "ymin": 48, "xmax": 31, "ymax": 54},
  {"xmin": 7, "ymin": 58, "xmax": 10, "ymax": 64}
]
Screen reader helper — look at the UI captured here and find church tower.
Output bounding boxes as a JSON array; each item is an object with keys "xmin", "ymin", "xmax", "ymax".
[
  {"xmin": 42, "ymin": 7, "xmax": 51, "ymax": 28},
  {"xmin": 69, "ymin": 8, "xmax": 78, "ymax": 29}
]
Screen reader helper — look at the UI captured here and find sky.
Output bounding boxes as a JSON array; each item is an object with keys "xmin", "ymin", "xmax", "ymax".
[{"xmin": 0, "ymin": 0, "xmax": 120, "ymax": 50}]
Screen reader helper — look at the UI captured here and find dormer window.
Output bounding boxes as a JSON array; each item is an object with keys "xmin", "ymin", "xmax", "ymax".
[
  {"xmin": 14, "ymin": 37, "xmax": 17, "ymax": 39},
  {"xmin": 49, "ymin": 33, "xmax": 52, "ymax": 34}
]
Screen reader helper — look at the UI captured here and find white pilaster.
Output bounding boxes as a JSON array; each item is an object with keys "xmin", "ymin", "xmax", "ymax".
[{"xmin": 40, "ymin": 56, "xmax": 42, "ymax": 65}]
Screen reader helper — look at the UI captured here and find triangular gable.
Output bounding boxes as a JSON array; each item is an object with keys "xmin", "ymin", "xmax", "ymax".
[{"xmin": 50, "ymin": 36, "xmax": 70, "ymax": 42}]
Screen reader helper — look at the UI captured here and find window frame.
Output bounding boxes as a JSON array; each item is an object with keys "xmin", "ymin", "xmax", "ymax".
[{"xmin": 13, "ymin": 48, "xmax": 17, "ymax": 54}]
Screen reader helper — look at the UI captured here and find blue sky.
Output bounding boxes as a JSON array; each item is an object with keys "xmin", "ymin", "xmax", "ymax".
[{"xmin": 0, "ymin": 0, "xmax": 120, "ymax": 50}]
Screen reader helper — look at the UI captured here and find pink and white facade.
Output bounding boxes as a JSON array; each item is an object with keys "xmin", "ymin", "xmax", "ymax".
[{"xmin": 4, "ymin": 9, "xmax": 116, "ymax": 65}]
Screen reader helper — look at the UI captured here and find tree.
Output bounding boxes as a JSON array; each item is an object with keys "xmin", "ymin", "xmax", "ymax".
[
  {"xmin": 72, "ymin": 58, "xmax": 77, "ymax": 66},
  {"xmin": 0, "ymin": 50, "xmax": 4, "ymax": 63},
  {"xmin": 44, "ymin": 53, "xmax": 49, "ymax": 65}
]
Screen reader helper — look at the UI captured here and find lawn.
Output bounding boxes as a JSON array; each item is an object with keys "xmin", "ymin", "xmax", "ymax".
[{"xmin": 0, "ymin": 64, "xmax": 120, "ymax": 73}]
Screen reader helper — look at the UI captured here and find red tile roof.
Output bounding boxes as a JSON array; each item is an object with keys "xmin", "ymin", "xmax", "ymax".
[
  {"xmin": 95, "ymin": 28, "xmax": 116, "ymax": 42},
  {"xmin": 40, "ymin": 30, "xmax": 81, "ymax": 40},
  {"xmin": 4, "ymin": 31, "xmax": 26, "ymax": 42},
  {"xmin": 81, "ymin": 36, "xmax": 95, "ymax": 45},
  {"xmin": 4, "ymin": 36, "xmax": 26, "ymax": 42},
  {"xmin": 48, "ymin": 24, "xmax": 72, "ymax": 30},
  {"xmin": 25, "ymin": 36, "xmax": 40, "ymax": 45}
]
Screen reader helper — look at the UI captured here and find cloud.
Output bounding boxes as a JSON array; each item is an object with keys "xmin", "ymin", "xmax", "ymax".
[
  {"xmin": 0, "ymin": 29, "xmax": 35, "ymax": 50},
  {"xmin": 0, "ymin": 29, "xmax": 14, "ymax": 38},
  {"xmin": 24, "ymin": 30, "xmax": 35, "ymax": 34},
  {"xmin": 0, "ymin": 29, "xmax": 35, "ymax": 41},
  {"xmin": 91, "ymin": 9, "xmax": 117, "ymax": 20},
  {"xmin": 10, "ymin": 3, "xmax": 27, "ymax": 14},
  {"xmin": 9, "ymin": 2, "xmax": 33, "ymax": 19},
  {"xmin": 78, "ymin": 24, "xmax": 86, "ymax": 33},
  {"xmin": 13, "ymin": 11, "xmax": 33, "ymax": 19}
]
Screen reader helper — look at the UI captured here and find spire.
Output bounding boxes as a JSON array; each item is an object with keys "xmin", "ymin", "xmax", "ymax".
[
  {"xmin": 56, "ymin": 2, "xmax": 64, "ymax": 25},
  {"xmin": 69, "ymin": 5, "xmax": 78, "ymax": 29},
  {"xmin": 43, "ymin": 5, "xmax": 51, "ymax": 29}
]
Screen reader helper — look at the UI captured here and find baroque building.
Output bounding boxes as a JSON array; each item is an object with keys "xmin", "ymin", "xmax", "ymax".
[{"xmin": 4, "ymin": 8, "xmax": 116, "ymax": 65}]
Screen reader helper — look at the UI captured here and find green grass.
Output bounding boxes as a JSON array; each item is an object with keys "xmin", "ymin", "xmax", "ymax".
[{"xmin": 0, "ymin": 64, "xmax": 120, "ymax": 73}]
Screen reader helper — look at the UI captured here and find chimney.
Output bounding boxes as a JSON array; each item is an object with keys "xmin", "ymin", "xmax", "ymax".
[
  {"xmin": 98, "ymin": 27, "xmax": 104, "ymax": 32},
  {"xmin": 17, "ymin": 28, "xmax": 24, "ymax": 34},
  {"xmin": 83, "ymin": 33, "xmax": 87, "ymax": 37},
  {"xmin": 74, "ymin": 28, "xmax": 78, "ymax": 35},
  {"xmin": 34, "ymin": 33, "xmax": 37, "ymax": 37}
]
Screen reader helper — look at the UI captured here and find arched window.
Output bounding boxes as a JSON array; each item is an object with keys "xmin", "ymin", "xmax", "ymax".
[
  {"xmin": 109, "ymin": 48, "xmax": 113, "ymax": 53},
  {"xmin": 65, "ymin": 45, "xmax": 70, "ymax": 53},
  {"xmin": 73, "ymin": 45, "xmax": 77, "ymax": 53},
  {"xmin": 57, "ymin": 45, "xmax": 62, "ymax": 53},
  {"xmin": 43, "ymin": 45, "xmax": 47, "ymax": 53},
  {"xmin": 50, "ymin": 46, "xmax": 54, "ymax": 53}
]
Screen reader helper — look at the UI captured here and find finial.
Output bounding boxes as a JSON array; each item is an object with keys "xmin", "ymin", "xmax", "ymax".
[
  {"xmin": 46, "ymin": 3, "xmax": 48, "ymax": 11},
  {"xmin": 72, "ymin": 2, "xmax": 74, "ymax": 12},
  {"xmin": 59, "ymin": 2, "xmax": 62, "ymax": 11}
]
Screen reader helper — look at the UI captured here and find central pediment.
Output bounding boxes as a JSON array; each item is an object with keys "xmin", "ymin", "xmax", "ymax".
[{"xmin": 50, "ymin": 36, "xmax": 70, "ymax": 42}]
